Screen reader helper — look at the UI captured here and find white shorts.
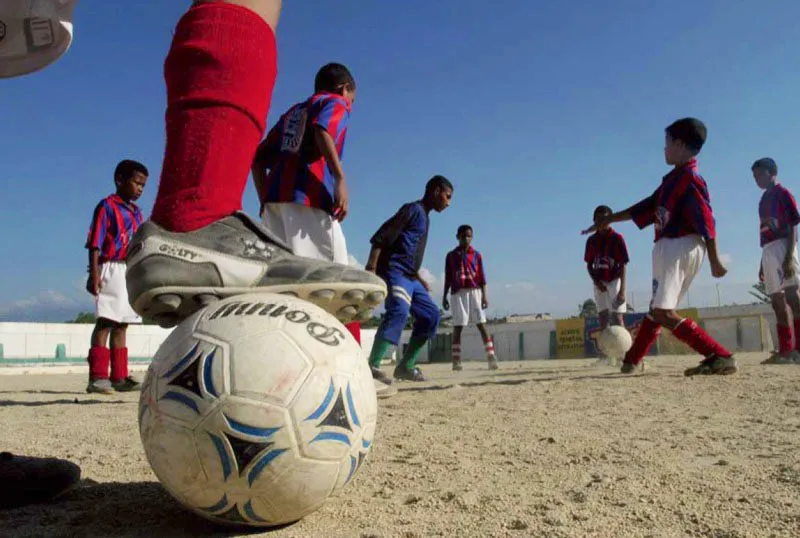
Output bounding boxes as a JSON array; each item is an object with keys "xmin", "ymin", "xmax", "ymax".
[
  {"xmin": 650, "ymin": 235, "xmax": 705, "ymax": 310},
  {"xmin": 0, "ymin": 1, "xmax": 76, "ymax": 79},
  {"xmin": 97, "ymin": 262, "xmax": 141, "ymax": 324},
  {"xmin": 451, "ymin": 289, "xmax": 487, "ymax": 327},
  {"xmin": 593, "ymin": 278, "xmax": 628, "ymax": 313},
  {"xmin": 761, "ymin": 239, "xmax": 800, "ymax": 295},
  {"xmin": 261, "ymin": 203, "xmax": 349, "ymax": 264}
]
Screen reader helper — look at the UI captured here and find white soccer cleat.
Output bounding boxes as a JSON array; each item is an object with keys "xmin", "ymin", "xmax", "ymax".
[{"xmin": 0, "ymin": 0, "xmax": 77, "ymax": 79}]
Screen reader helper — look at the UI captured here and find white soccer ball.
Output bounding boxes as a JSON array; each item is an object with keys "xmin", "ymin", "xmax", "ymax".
[
  {"xmin": 596, "ymin": 325, "xmax": 633, "ymax": 358},
  {"xmin": 138, "ymin": 293, "xmax": 378, "ymax": 527}
]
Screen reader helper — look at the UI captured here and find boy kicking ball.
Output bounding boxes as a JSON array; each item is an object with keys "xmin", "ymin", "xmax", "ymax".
[
  {"xmin": 443, "ymin": 225, "xmax": 498, "ymax": 371},
  {"xmin": 752, "ymin": 157, "xmax": 800, "ymax": 364},
  {"xmin": 583, "ymin": 118, "xmax": 736, "ymax": 377}
]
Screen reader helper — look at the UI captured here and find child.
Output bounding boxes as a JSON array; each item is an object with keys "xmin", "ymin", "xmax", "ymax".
[
  {"xmin": 752, "ymin": 157, "xmax": 800, "ymax": 364},
  {"xmin": 582, "ymin": 118, "xmax": 736, "ymax": 376},
  {"xmin": 84, "ymin": 160, "xmax": 148, "ymax": 394},
  {"xmin": 584, "ymin": 205, "xmax": 629, "ymax": 333},
  {"xmin": 365, "ymin": 176, "xmax": 454, "ymax": 383},
  {"xmin": 252, "ymin": 62, "xmax": 392, "ymax": 396},
  {"xmin": 442, "ymin": 225, "xmax": 498, "ymax": 371}
]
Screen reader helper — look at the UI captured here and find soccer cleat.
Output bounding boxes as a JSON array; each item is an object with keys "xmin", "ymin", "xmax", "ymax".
[
  {"xmin": 487, "ymin": 357, "xmax": 499, "ymax": 370},
  {"xmin": 112, "ymin": 376, "xmax": 141, "ymax": 392},
  {"xmin": 370, "ymin": 366, "xmax": 394, "ymax": 386},
  {"xmin": 684, "ymin": 355, "xmax": 737, "ymax": 377},
  {"xmin": 452, "ymin": 361, "xmax": 463, "ymax": 371},
  {"xmin": 393, "ymin": 366, "xmax": 428, "ymax": 382},
  {"xmin": 0, "ymin": 452, "xmax": 81, "ymax": 509},
  {"xmin": 374, "ymin": 379, "xmax": 398, "ymax": 399},
  {"xmin": 619, "ymin": 359, "xmax": 645, "ymax": 374},
  {"xmin": 761, "ymin": 351, "xmax": 796, "ymax": 365},
  {"xmin": 86, "ymin": 378, "xmax": 113, "ymax": 395},
  {"xmin": 126, "ymin": 213, "xmax": 387, "ymax": 328}
]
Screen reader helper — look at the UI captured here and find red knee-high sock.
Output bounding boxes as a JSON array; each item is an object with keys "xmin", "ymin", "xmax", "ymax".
[
  {"xmin": 110, "ymin": 348, "xmax": 129, "ymax": 382},
  {"xmin": 624, "ymin": 316, "xmax": 661, "ymax": 365},
  {"xmin": 778, "ymin": 324, "xmax": 793, "ymax": 355},
  {"xmin": 345, "ymin": 322, "xmax": 361, "ymax": 345},
  {"xmin": 792, "ymin": 320, "xmax": 800, "ymax": 352},
  {"xmin": 671, "ymin": 319, "xmax": 732, "ymax": 358},
  {"xmin": 151, "ymin": 3, "xmax": 277, "ymax": 232},
  {"xmin": 87, "ymin": 346, "xmax": 110, "ymax": 380}
]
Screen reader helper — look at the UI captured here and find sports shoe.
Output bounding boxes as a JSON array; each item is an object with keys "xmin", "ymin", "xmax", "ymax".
[
  {"xmin": 371, "ymin": 366, "xmax": 394, "ymax": 386},
  {"xmin": 620, "ymin": 359, "xmax": 644, "ymax": 374},
  {"xmin": 488, "ymin": 357, "xmax": 499, "ymax": 370},
  {"xmin": 761, "ymin": 351, "xmax": 796, "ymax": 365},
  {"xmin": 452, "ymin": 360, "xmax": 463, "ymax": 371},
  {"xmin": 394, "ymin": 366, "xmax": 428, "ymax": 382},
  {"xmin": 684, "ymin": 355, "xmax": 738, "ymax": 377},
  {"xmin": 374, "ymin": 380, "xmax": 398, "ymax": 399},
  {"xmin": 0, "ymin": 451, "xmax": 81, "ymax": 509},
  {"xmin": 126, "ymin": 213, "xmax": 387, "ymax": 327},
  {"xmin": 86, "ymin": 378, "xmax": 113, "ymax": 395},
  {"xmin": 112, "ymin": 376, "xmax": 141, "ymax": 392}
]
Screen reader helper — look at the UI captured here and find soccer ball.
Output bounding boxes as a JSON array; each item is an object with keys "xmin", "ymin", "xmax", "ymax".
[
  {"xmin": 596, "ymin": 326, "xmax": 633, "ymax": 358},
  {"xmin": 138, "ymin": 293, "xmax": 377, "ymax": 527}
]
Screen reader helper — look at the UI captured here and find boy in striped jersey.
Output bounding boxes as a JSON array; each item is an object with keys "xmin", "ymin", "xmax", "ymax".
[
  {"xmin": 84, "ymin": 160, "xmax": 148, "ymax": 394},
  {"xmin": 443, "ymin": 225, "xmax": 498, "ymax": 371},
  {"xmin": 584, "ymin": 205, "xmax": 629, "ymax": 332}
]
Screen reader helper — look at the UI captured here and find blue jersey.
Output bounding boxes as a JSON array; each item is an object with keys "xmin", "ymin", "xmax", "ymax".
[{"xmin": 370, "ymin": 201, "xmax": 429, "ymax": 277}]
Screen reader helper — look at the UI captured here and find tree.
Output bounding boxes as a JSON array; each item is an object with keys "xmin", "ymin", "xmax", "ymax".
[
  {"xmin": 579, "ymin": 299, "xmax": 598, "ymax": 318},
  {"xmin": 749, "ymin": 282, "xmax": 770, "ymax": 304},
  {"xmin": 66, "ymin": 311, "xmax": 96, "ymax": 324}
]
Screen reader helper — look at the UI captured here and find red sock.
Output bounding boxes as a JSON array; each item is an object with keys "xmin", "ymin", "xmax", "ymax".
[
  {"xmin": 87, "ymin": 346, "xmax": 110, "ymax": 380},
  {"xmin": 778, "ymin": 324, "xmax": 793, "ymax": 355},
  {"xmin": 344, "ymin": 322, "xmax": 361, "ymax": 345},
  {"xmin": 671, "ymin": 319, "xmax": 732, "ymax": 358},
  {"xmin": 151, "ymin": 3, "xmax": 277, "ymax": 232},
  {"xmin": 110, "ymin": 348, "xmax": 129, "ymax": 382},
  {"xmin": 624, "ymin": 316, "xmax": 661, "ymax": 365},
  {"xmin": 793, "ymin": 320, "xmax": 800, "ymax": 352}
]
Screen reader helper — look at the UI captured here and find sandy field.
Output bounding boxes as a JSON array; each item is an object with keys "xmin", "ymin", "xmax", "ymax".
[{"xmin": 1, "ymin": 353, "xmax": 799, "ymax": 538}]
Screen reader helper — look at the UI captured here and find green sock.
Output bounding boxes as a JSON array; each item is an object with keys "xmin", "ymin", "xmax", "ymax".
[
  {"xmin": 400, "ymin": 336, "xmax": 428, "ymax": 370},
  {"xmin": 368, "ymin": 338, "xmax": 394, "ymax": 369}
]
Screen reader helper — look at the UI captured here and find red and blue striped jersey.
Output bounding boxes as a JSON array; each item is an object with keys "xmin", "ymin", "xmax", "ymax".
[
  {"xmin": 259, "ymin": 92, "xmax": 351, "ymax": 214},
  {"xmin": 584, "ymin": 228, "xmax": 629, "ymax": 283},
  {"xmin": 445, "ymin": 246, "xmax": 486, "ymax": 293},
  {"xmin": 759, "ymin": 183, "xmax": 800, "ymax": 247},
  {"xmin": 85, "ymin": 194, "xmax": 143, "ymax": 263},
  {"xmin": 629, "ymin": 159, "xmax": 716, "ymax": 242}
]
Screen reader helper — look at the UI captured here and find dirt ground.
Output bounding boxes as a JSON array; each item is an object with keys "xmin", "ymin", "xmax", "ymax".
[{"xmin": 1, "ymin": 353, "xmax": 799, "ymax": 538}]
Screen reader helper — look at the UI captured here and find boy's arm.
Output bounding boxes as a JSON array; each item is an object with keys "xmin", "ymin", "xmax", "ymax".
[
  {"xmin": 442, "ymin": 254, "xmax": 452, "ymax": 303},
  {"xmin": 581, "ymin": 193, "xmax": 654, "ymax": 235},
  {"xmin": 365, "ymin": 245, "xmax": 381, "ymax": 273},
  {"xmin": 85, "ymin": 203, "xmax": 108, "ymax": 295},
  {"xmin": 251, "ymin": 126, "xmax": 280, "ymax": 209},
  {"xmin": 87, "ymin": 249, "xmax": 101, "ymax": 296},
  {"xmin": 313, "ymin": 127, "xmax": 348, "ymax": 221},
  {"xmin": 618, "ymin": 264, "xmax": 627, "ymax": 302},
  {"xmin": 477, "ymin": 253, "xmax": 488, "ymax": 306},
  {"xmin": 784, "ymin": 226, "xmax": 797, "ymax": 278}
]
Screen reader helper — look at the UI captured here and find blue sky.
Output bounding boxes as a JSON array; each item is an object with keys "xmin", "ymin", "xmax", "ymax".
[{"xmin": 2, "ymin": 0, "xmax": 800, "ymax": 321}]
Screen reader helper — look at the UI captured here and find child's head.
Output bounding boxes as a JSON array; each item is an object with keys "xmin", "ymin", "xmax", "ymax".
[
  {"xmin": 664, "ymin": 117, "xmax": 706, "ymax": 165},
  {"xmin": 752, "ymin": 157, "xmax": 778, "ymax": 190},
  {"xmin": 457, "ymin": 225, "xmax": 473, "ymax": 247},
  {"xmin": 424, "ymin": 175, "xmax": 453, "ymax": 213},
  {"xmin": 315, "ymin": 63, "xmax": 356, "ymax": 104},
  {"xmin": 593, "ymin": 205, "xmax": 613, "ymax": 231},
  {"xmin": 114, "ymin": 159, "xmax": 148, "ymax": 202}
]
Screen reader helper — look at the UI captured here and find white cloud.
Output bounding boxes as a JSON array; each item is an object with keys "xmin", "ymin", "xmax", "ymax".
[{"xmin": 0, "ymin": 289, "xmax": 92, "ymax": 322}]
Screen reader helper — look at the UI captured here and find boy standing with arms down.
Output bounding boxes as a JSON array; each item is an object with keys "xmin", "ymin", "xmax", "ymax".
[
  {"xmin": 85, "ymin": 160, "xmax": 148, "ymax": 394},
  {"xmin": 443, "ymin": 225, "xmax": 498, "ymax": 371},
  {"xmin": 584, "ymin": 205, "xmax": 629, "ymax": 331},
  {"xmin": 752, "ymin": 157, "xmax": 800, "ymax": 364},
  {"xmin": 365, "ymin": 176, "xmax": 453, "ymax": 383},
  {"xmin": 583, "ymin": 118, "xmax": 737, "ymax": 376}
]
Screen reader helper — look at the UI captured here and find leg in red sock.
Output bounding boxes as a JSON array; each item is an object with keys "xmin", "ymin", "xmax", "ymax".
[
  {"xmin": 621, "ymin": 315, "xmax": 661, "ymax": 370},
  {"xmin": 87, "ymin": 346, "xmax": 110, "ymax": 380},
  {"xmin": 110, "ymin": 326, "xmax": 141, "ymax": 392},
  {"xmin": 671, "ymin": 318, "xmax": 732, "ymax": 358},
  {"xmin": 110, "ymin": 348, "xmax": 129, "ymax": 383},
  {"xmin": 151, "ymin": 2, "xmax": 278, "ymax": 232}
]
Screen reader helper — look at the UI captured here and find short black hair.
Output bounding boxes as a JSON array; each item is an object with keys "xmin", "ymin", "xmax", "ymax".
[
  {"xmin": 114, "ymin": 160, "xmax": 148, "ymax": 182},
  {"xmin": 665, "ymin": 117, "xmax": 707, "ymax": 154},
  {"xmin": 593, "ymin": 205, "xmax": 612, "ymax": 219},
  {"xmin": 752, "ymin": 157, "xmax": 778, "ymax": 176},
  {"xmin": 314, "ymin": 63, "xmax": 355, "ymax": 93},
  {"xmin": 425, "ymin": 175, "xmax": 453, "ymax": 196},
  {"xmin": 457, "ymin": 225, "xmax": 473, "ymax": 236}
]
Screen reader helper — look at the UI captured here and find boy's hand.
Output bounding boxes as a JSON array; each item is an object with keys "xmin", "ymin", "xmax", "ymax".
[
  {"xmin": 581, "ymin": 223, "xmax": 598, "ymax": 235},
  {"xmin": 759, "ymin": 264, "xmax": 764, "ymax": 282},
  {"xmin": 782, "ymin": 258, "xmax": 795, "ymax": 279},
  {"xmin": 594, "ymin": 280, "xmax": 607, "ymax": 292},
  {"xmin": 481, "ymin": 294, "xmax": 489, "ymax": 309},
  {"xmin": 615, "ymin": 290, "xmax": 625, "ymax": 306},
  {"xmin": 710, "ymin": 259, "xmax": 728, "ymax": 279},
  {"xmin": 443, "ymin": 296, "xmax": 450, "ymax": 310},
  {"xmin": 86, "ymin": 273, "xmax": 101, "ymax": 296},
  {"xmin": 333, "ymin": 179, "xmax": 349, "ymax": 222}
]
